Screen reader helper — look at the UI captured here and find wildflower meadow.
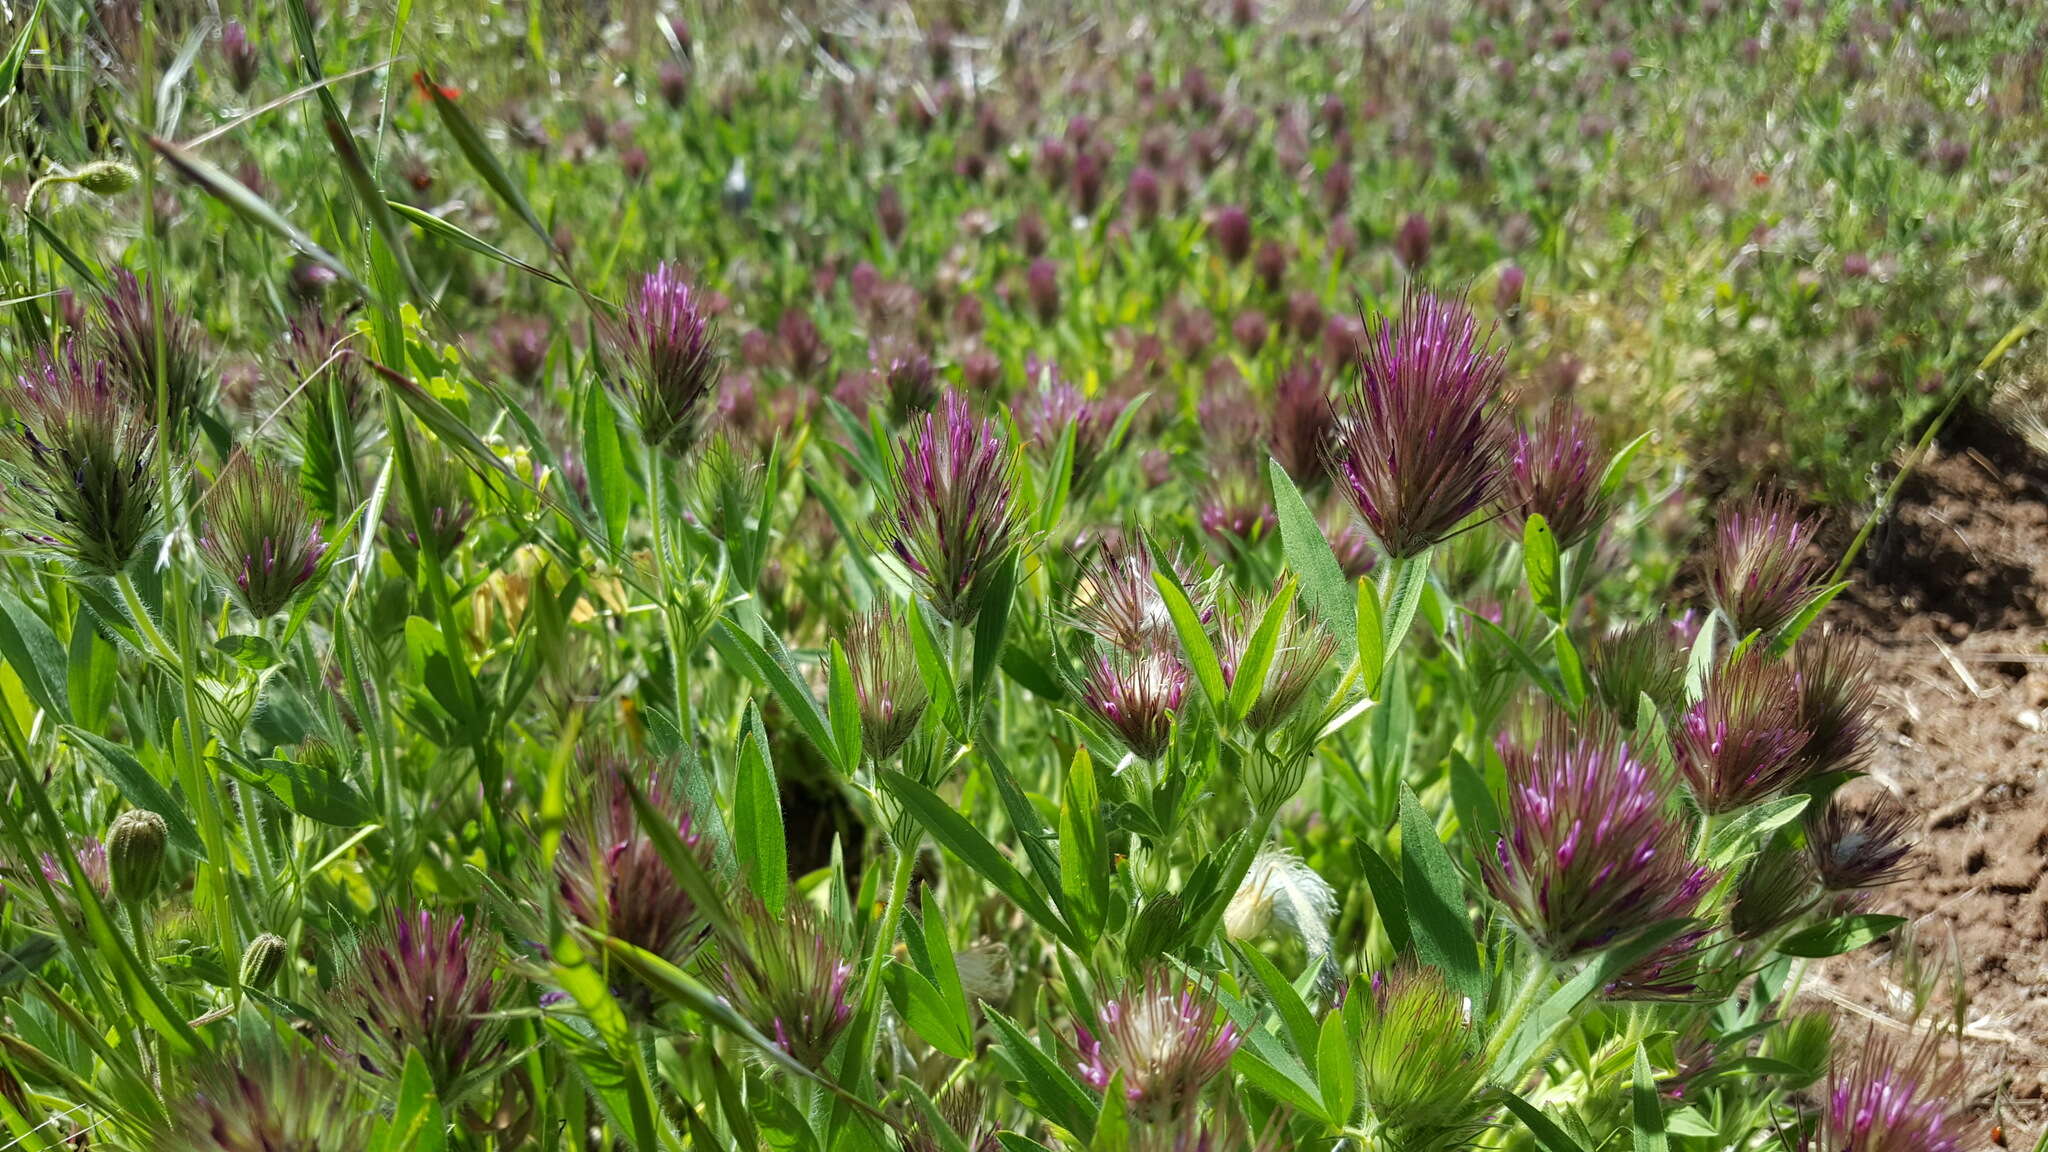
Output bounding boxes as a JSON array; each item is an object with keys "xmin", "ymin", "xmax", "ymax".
[{"xmin": 1, "ymin": 1, "xmax": 2045, "ymax": 1151}]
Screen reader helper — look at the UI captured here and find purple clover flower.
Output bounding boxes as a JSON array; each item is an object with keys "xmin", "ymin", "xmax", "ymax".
[
  {"xmin": 1676, "ymin": 650, "xmax": 1809, "ymax": 813},
  {"xmin": 198, "ymin": 454, "xmax": 327, "ymax": 620},
  {"xmin": 1818, "ymin": 1029, "xmax": 1963, "ymax": 1152},
  {"xmin": 1502, "ymin": 400, "xmax": 1612, "ymax": 549},
  {"xmin": 96, "ymin": 267, "xmax": 210, "ymax": 444},
  {"xmin": 877, "ymin": 392, "xmax": 1024, "ymax": 624},
  {"xmin": 704, "ymin": 895, "xmax": 855, "ymax": 1070},
  {"xmin": 329, "ymin": 908, "xmax": 510, "ymax": 1104},
  {"xmin": 1485, "ymin": 717, "xmax": 1713, "ymax": 959},
  {"xmin": 603, "ymin": 262, "xmax": 721, "ymax": 456},
  {"xmin": 1327, "ymin": 289, "xmax": 1511, "ymax": 559},
  {"xmin": 1081, "ymin": 651, "xmax": 1187, "ymax": 761},
  {"xmin": 1704, "ymin": 491, "xmax": 1828, "ymax": 639},
  {"xmin": 557, "ymin": 753, "xmax": 714, "ymax": 1015},
  {"xmin": 844, "ymin": 603, "xmax": 930, "ymax": 762},
  {"xmin": 1791, "ymin": 628, "xmax": 1878, "ymax": 778},
  {"xmin": 4, "ymin": 342, "xmax": 159, "ymax": 573},
  {"xmin": 1074, "ymin": 971, "xmax": 1241, "ymax": 1122}
]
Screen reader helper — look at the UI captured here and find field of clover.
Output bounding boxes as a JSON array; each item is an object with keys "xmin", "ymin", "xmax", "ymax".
[{"xmin": 2, "ymin": 0, "xmax": 2041, "ymax": 1151}]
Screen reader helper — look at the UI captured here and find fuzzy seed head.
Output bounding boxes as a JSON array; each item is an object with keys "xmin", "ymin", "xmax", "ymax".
[
  {"xmin": 328, "ymin": 908, "xmax": 510, "ymax": 1103},
  {"xmin": 1502, "ymin": 400, "xmax": 1612, "ymax": 549},
  {"xmin": 1081, "ymin": 651, "xmax": 1187, "ymax": 762},
  {"xmin": 702, "ymin": 894, "xmax": 855, "ymax": 1070},
  {"xmin": 844, "ymin": 604, "xmax": 930, "ymax": 762},
  {"xmin": 96, "ymin": 268, "xmax": 209, "ymax": 443},
  {"xmin": 1356, "ymin": 964, "xmax": 1490, "ymax": 1148},
  {"xmin": 1817, "ymin": 1029, "xmax": 1963, "ymax": 1152},
  {"xmin": 1807, "ymin": 788, "xmax": 1916, "ymax": 891}
]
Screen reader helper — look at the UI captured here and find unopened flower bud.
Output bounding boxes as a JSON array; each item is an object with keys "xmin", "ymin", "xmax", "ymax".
[
  {"xmin": 240, "ymin": 932, "xmax": 289, "ymax": 989},
  {"xmin": 107, "ymin": 809, "xmax": 167, "ymax": 903}
]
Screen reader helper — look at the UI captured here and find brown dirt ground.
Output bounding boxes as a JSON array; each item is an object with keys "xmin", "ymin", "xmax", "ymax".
[{"xmin": 1816, "ymin": 410, "xmax": 2048, "ymax": 1144}]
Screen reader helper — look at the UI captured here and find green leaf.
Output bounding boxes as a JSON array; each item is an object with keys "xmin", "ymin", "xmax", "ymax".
[
  {"xmin": 385, "ymin": 1050, "xmax": 449, "ymax": 1152},
  {"xmin": 1356, "ymin": 840, "xmax": 1411, "ymax": 956},
  {"xmin": 63, "ymin": 727, "xmax": 204, "ymax": 857},
  {"xmin": 1524, "ymin": 514, "xmax": 1563, "ymax": 623},
  {"xmin": 1057, "ymin": 746, "xmax": 1109, "ymax": 942},
  {"xmin": 1631, "ymin": 1044, "xmax": 1668, "ymax": 1152},
  {"xmin": 1778, "ymin": 914, "xmax": 1907, "ymax": 958},
  {"xmin": 580, "ymin": 388, "xmax": 631, "ymax": 555},
  {"xmin": 1153, "ymin": 570, "xmax": 1227, "ymax": 712},
  {"xmin": 1355, "ymin": 576, "xmax": 1386, "ymax": 696},
  {"xmin": 1382, "ymin": 549, "xmax": 1432, "ymax": 658},
  {"xmin": 971, "ymin": 554, "xmax": 1018, "ymax": 709},
  {"xmin": 1226, "ymin": 581, "xmax": 1297, "ymax": 725},
  {"xmin": 1598, "ymin": 431, "xmax": 1651, "ymax": 499},
  {"xmin": 1270, "ymin": 457, "xmax": 1357, "ymax": 663},
  {"xmin": 880, "ymin": 771, "xmax": 1081, "ymax": 954},
  {"xmin": 1491, "ymin": 920, "xmax": 1693, "ymax": 1078},
  {"xmin": 147, "ymin": 135, "xmax": 362, "ymax": 292},
  {"xmin": 986, "ymin": 1009, "xmax": 1098, "ymax": 1142},
  {"xmin": 1232, "ymin": 943, "xmax": 1320, "ymax": 1063},
  {"xmin": 1769, "ymin": 580, "xmax": 1851, "ymax": 656},
  {"xmin": 422, "ymin": 75, "xmax": 555, "ymax": 257},
  {"xmin": 1316, "ymin": 1008, "xmax": 1356, "ymax": 1124},
  {"xmin": 907, "ymin": 601, "xmax": 962, "ymax": 738},
  {"xmin": 709, "ymin": 620, "xmax": 839, "ymax": 773},
  {"xmin": 388, "ymin": 200, "xmax": 569, "ymax": 287},
  {"xmin": 1706, "ymin": 794, "xmax": 1810, "ymax": 869},
  {"xmin": 733, "ymin": 705, "xmax": 786, "ymax": 913},
  {"xmin": 0, "ymin": 0, "xmax": 48, "ymax": 111},
  {"xmin": 882, "ymin": 962, "xmax": 973, "ymax": 1060},
  {"xmin": 1398, "ymin": 784, "xmax": 1483, "ymax": 1011},
  {"xmin": 1447, "ymin": 751, "xmax": 1503, "ymax": 853},
  {"xmin": 0, "ymin": 588, "xmax": 69, "ymax": 722},
  {"xmin": 1499, "ymin": 1089, "xmax": 1592, "ymax": 1152},
  {"xmin": 1092, "ymin": 1071, "xmax": 1130, "ymax": 1152},
  {"xmin": 240, "ymin": 754, "xmax": 372, "ymax": 826},
  {"xmin": 826, "ymin": 639, "xmax": 863, "ymax": 775},
  {"xmin": 1553, "ymin": 629, "xmax": 1588, "ymax": 709}
]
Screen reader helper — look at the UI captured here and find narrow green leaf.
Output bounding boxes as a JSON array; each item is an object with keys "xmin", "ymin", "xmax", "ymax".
[
  {"xmin": 1524, "ymin": 514, "xmax": 1563, "ymax": 623},
  {"xmin": 388, "ymin": 200, "xmax": 569, "ymax": 286},
  {"xmin": 880, "ymin": 771, "xmax": 1081, "ymax": 954},
  {"xmin": 732, "ymin": 705, "xmax": 786, "ymax": 913},
  {"xmin": 1777, "ymin": 914, "xmax": 1907, "ymax": 958},
  {"xmin": 985, "ymin": 1009, "xmax": 1098, "ymax": 1142},
  {"xmin": 827, "ymin": 639, "xmax": 863, "ymax": 775},
  {"xmin": 1632, "ymin": 1044, "xmax": 1668, "ymax": 1152},
  {"xmin": 423, "ymin": 76, "xmax": 554, "ymax": 255},
  {"xmin": 0, "ymin": 588, "xmax": 69, "ymax": 722},
  {"xmin": 1092, "ymin": 1071, "xmax": 1130, "ymax": 1152},
  {"xmin": 882, "ymin": 962, "xmax": 973, "ymax": 1060},
  {"xmin": 0, "ymin": 0, "xmax": 47, "ymax": 111},
  {"xmin": 1398, "ymin": 784, "xmax": 1483, "ymax": 1010},
  {"xmin": 63, "ymin": 727, "xmax": 203, "ymax": 857},
  {"xmin": 1232, "ymin": 943, "xmax": 1319, "ymax": 1062},
  {"xmin": 1355, "ymin": 576, "xmax": 1386, "ymax": 697},
  {"xmin": 709, "ymin": 621, "xmax": 837, "ymax": 772},
  {"xmin": 1315, "ymin": 1009, "xmax": 1356, "ymax": 1124},
  {"xmin": 1597, "ymin": 431, "xmax": 1651, "ymax": 499},
  {"xmin": 1270, "ymin": 457, "xmax": 1357, "ymax": 663},
  {"xmin": 387, "ymin": 1050, "xmax": 449, "ymax": 1152},
  {"xmin": 147, "ymin": 135, "xmax": 362, "ymax": 291},
  {"xmin": 1769, "ymin": 581, "xmax": 1851, "ymax": 656},
  {"xmin": 1499, "ymin": 1089, "xmax": 1592, "ymax": 1152},
  {"xmin": 1226, "ymin": 580, "xmax": 1297, "ymax": 724},
  {"xmin": 1356, "ymin": 840, "xmax": 1411, "ymax": 955},
  {"xmin": 1153, "ymin": 570, "xmax": 1227, "ymax": 711},
  {"xmin": 1382, "ymin": 549, "xmax": 1432, "ymax": 658},
  {"xmin": 1706, "ymin": 794, "xmax": 1810, "ymax": 869},
  {"xmin": 1492, "ymin": 920, "xmax": 1692, "ymax": 1077},
  {"xmin": 971, "ymin": 554, "xmax": 1018, "ymax": 708},
  {"xmin": 1057, "ymin": 746, "xmax": 1108, "ymax": 941},
  {"xmin": 579, "ymin": 388, "xmax": 630, "ymax": 555}
]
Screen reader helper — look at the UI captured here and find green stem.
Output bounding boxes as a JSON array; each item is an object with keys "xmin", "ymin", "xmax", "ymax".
[
  {"xmin": 645, "ymin": 441, "xmax": 693, "ymax": 746},
  {"xmin": 1484, "ymin": 956, "xmax": 1556, "ymax": 1072},
  {"xmin": 113, "ymin": 572, "xmax": 177, "ymax": 666}
]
